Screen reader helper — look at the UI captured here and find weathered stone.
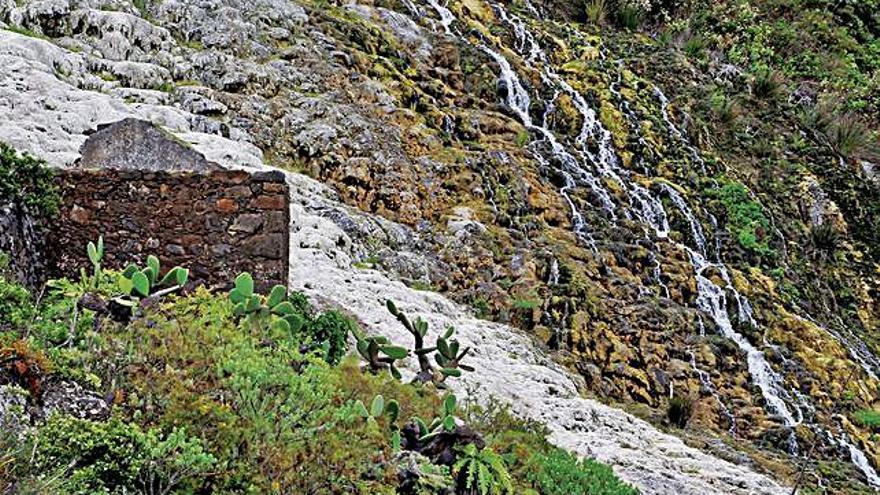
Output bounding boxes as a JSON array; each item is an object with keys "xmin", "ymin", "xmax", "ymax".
[
  {"xmin": 40, "ymin": 378, "xmax": 110, "ymax": 421},
  {"xmin": 165, "ymin": 243, "xmax": 185, "ymax": 255},
  {"xmin": 216, "ymin": 198, "xmax": 237, "ymax": 213},
  {"xmin": 76, "ymin": 118, "xmax": 222, "ymax": 172},
  {"xmin": 230, "ymin": 213, "xmax": 263, "ymax": 234},
  {"xmin": 263, "ymin": 211, "xmax": 287, "ymax": 232},
  {"xmin": 250, "ymin": 195, "xmax": 286, "ymax": 210},
  {"xmin": 0, "ymin": 385, "xmax": 29, "ymax": 440},
  {"xmin": 69, "ymin": 204, "xmax": 90, "ymax": 223},
  {"xmin": 243, "ymin": 233, "xmax": 285, "ymax": 259}
]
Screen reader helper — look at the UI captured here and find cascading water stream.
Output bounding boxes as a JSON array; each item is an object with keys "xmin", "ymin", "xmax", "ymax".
[
  {"xmin": 490, "ymin": 3, "xmax": 675, "ymax": 241},
  {"xmin": 485, "ymin": 2, "xmax": 807, "ymax": 440},
  {"xmin": 687, "ymin": 350, "xmax": 737, "ymax": 433},
  {"xmin": 654, "ymin": 86, "xmax": 707, "ymax": 174},
  {"xmin": 838, "ymin": 432, "xmax": 880, "ymax": 488},
  {"xmin": 412, "ymin": 0, "xmax": 880, "ymax": 480}
]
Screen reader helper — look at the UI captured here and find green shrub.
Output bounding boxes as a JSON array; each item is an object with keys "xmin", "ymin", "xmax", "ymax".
[
  {"xmin": 0, "ymin": 142, "xmax": 58, "ymax": 217},
  {"xmin": 453, "ymin": 444, "xmax": 514, "ymax": 495},
  {"xmin": 616, "ymin": 1, "xmax": 643, "ymax": 30},
  {"xmin": 584, "ymin": 0, "xmax": 606, "ymax": 25},
  {"xmin": 527, "ymin": 448, "xmax": 639, "ymax": 495},
  {"xmin": 666, "ymin": 396, "xmax": 694, "ymax": 428},
  {"xmin": 307, "ymin": 310, "xmax": 355, "ymax": 365},
  {"xmin": 683, "ymin": 35, "xmax": 706, "ymax": 59},
  {"xmin": 0, "ymin": 274, "xmax": 32, "ymax": 331},
  {"xmin": 706, "ymin": 179, "xmax": 774, "ymax": 256},
  {"xmin": 810, "ymin": 224, "xmax": 840, "ymax": 258},
  {"xmin": 751, "ymin": 69, "xmax": 783, "ymax": 99},
  {"xmin": 30, "ymin": 415, "xmax": 214, "ymax": 495},
  {"xmin": 827, "ymin": 114, "xmax": 874, "ymax": 156}
]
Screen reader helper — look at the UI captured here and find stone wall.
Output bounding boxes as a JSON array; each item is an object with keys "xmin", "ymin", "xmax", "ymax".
[
  {"xmin": 0, "ymin": 201, "xmax": 47, "ymax": 289},
  {"xmin": 48, "ymin": 168, "xmax": 289, "ymax": 289}
]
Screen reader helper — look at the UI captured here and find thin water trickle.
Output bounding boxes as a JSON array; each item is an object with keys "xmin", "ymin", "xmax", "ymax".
[{"xmin": 688, "ymin": 350, "xmax": 737, "ymax": 433}]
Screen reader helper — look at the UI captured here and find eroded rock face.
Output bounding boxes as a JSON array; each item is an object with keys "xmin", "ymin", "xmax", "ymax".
[
  {"xmin": 76, "ymin": 118, "xmax": 221, "ymax": 171},
  {"xmin": 39, "ymin": 377, "xmax": 110, "ymax": 421},
  {"xmin": 0, "ymin": 385, "xmax": 30, "ymax": 439}
]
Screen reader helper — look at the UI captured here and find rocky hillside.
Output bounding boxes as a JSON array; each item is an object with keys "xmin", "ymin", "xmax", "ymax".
[{"xmin": 1, "ymin": 0, "xmax": 879, "ymax": 492}]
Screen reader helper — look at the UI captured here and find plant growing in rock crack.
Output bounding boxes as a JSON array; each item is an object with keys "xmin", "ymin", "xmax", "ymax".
[
  {"xmin": 229, "ymin": 272, "xmax": 305, "ymax": 337},
  {"xmin": 385, "ymin": 299, "xmax": 474, "ymax": 388},
  {"xmin": 452, "ymin": 443, "xmax": 513, "ymax": 495}
]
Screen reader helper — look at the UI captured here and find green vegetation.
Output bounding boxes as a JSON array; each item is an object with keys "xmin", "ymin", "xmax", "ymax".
[
  {"xmin": 666, "ymin": 396, "xmax": 694, "ymax": 429},
  {"xmin": 0, "ymin": 240, "xmax": 638, "ymax": 494},
  {"xmin": 527, "ymin": 449, "xmax": 639, "ymax": 495},
  {"xmin": 853, "ymin": 409, "xmax": 880, "ymax": 431},
  {"xmin": 705, "ymin": 179, "xmax": 774, "ymax": 256},
  {"xmin": 453, "ymin": 443, "xmax": 514, "ymax": 494},
  {"xmin": 0, "ymin": 142, "xmax": 58, "ymax": 216}
]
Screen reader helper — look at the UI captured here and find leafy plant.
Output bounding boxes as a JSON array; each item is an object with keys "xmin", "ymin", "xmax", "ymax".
[
  {"xmin": 810, "ymin": 223, "xmax": 840, "ymax": 258},
  {"xmin": 527, "ymin": 448, "xmax": 639, "ymax": 495},
  {"xmin": 705, "ymin": 179, "xmax": 774, "ymax": 256},
  {"xmin": 852, "ymin": 409, "xmax": 880, "ymax": 431},
  {"xmin": 139, "ymin": 427, "xmax": 216, "ymax": 495},
  {"xmin": 355, "ymin": 333, "xmax": 409, "ymax": 379},
  {"xmin": 827, "ymin": 113, "xmax": 873, "ymax": 156},
  {"xmin": 29, "ymin": 415, "xmax": 214, "ymax": 495},
  {"xmin": 751, "ymin": 69, "xmax": 783, "ymax": 99},
  {"xmin": 85, "ymin": 236, "xmax": 104, "ymax": 290},
  {"xmin": 683, "ymin": 35, "xmax": 706, "ymax": 59},
  {"xmin": 0, "ymin": 142, "xmax": 58, "ymax": 217},
  {"xmin": 114, "ymin": 255, "xmax": 189, "ymax": 309},
  {"xmin": 616, "ymin": 1, "xmax": 644, "ymax": 30},
  {"xmin": 307, "ymin": 310, "xmax": 354, "ymax": 365},
  {"xmin": 413, "ymin": 393, "xmax": 459, "ymax": 442},
  {"xmin": 229, "ymin": 272, "xmax": 305, "ymax": 336},
  {"xmin": 355, "ymin": 394, "xmax": 402, "ymax": 450},
  {"xmin": 386, "ymin": 300, "xmax": 473, "ymax": 387},
  {"xmin": 452, "ymin": 443, "xmax": 513, "ymax": 495},
  {"xmin": 584, "ymin": 0, "xmax": 606, "ymax": 25}
]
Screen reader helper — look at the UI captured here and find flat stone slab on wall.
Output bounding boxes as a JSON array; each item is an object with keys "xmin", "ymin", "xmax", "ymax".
[{"xmin": 49, "ymin": 168, "xmax": 289, "ymax": 289}]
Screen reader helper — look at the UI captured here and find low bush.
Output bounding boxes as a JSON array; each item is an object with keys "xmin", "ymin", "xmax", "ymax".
[
  {"xmin": 527, "ymin": 449, "xmax": 639, "ymax": 495},
  {"xmin": 666, "ymin": 396, "xmax": 694, "ymax": 429},
  {"xmin": 0, "ymin": 142, "xmax": 58, "ymax": 216}
]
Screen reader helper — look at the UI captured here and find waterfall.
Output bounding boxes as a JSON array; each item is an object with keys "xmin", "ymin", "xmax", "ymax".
[
  {"xmin": 426, "ymin": 0, "xmax": 455, "ymax": 33},
  {"xmin": 688, "ymin": 350, "xmax": 737, "ymax": 433},
  {"xmin": 410, "ymin": 0, "xmax": 879, "ymax": 479},
  {"xmin": 654, "ymin": 86, "xmax": 707, "ymax": 174},
  {"xmin": 838, "ymin": 432, "xmax": 880, "ymax": 488},
  {"xmin": 548, "ymin": 258, "xmax": 560, "ymax": 285}
]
